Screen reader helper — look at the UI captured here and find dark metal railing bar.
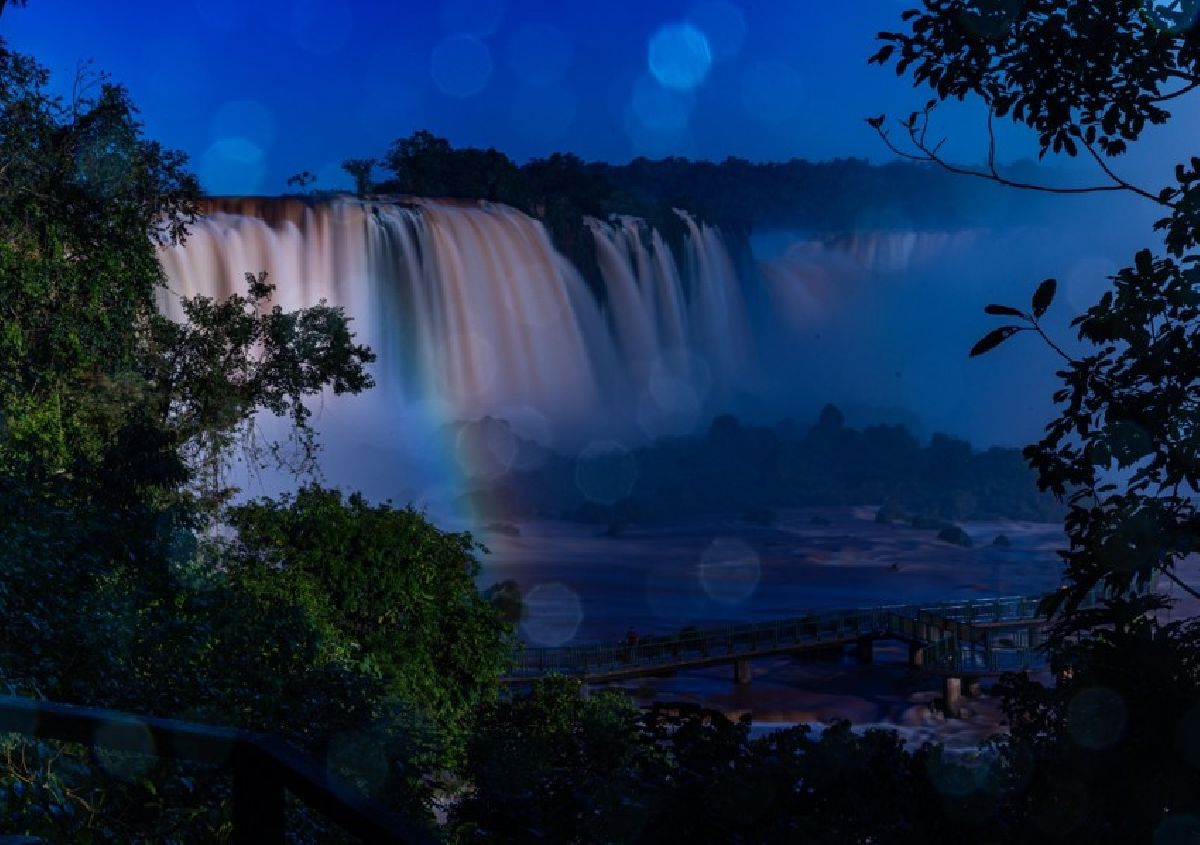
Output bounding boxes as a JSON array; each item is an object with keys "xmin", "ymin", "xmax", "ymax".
[{"xmin": 0, "ymin": 695, "xmax": 429, "ymax": 845}]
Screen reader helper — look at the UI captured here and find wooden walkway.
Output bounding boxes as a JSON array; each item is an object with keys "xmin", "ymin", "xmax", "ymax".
[{"xmin": 502, "ymin": 592, "xmax": 1069, "ymax": 686}]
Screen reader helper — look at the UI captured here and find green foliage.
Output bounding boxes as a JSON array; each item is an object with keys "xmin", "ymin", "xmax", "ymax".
[
  {"xmin": 990, "ymin": 609, "xmax": 1200, "ymax": 843},
  {"xmin": 454, "ymin": 681, "xmax": 976, "ymax": 844},
  {"xmin": 0, "ymin": 56, "xmax": 196, "ymax": 485},
  {"xmin": 913, "ymin": 2, "xmax": 1200, "ymax": 624},
  {"xmin": 482, "ymin": 578, "xmax": 523, "ymax": 626},
  {"xmin": 871, "ymin": 1, "xmax": 1200, "ymax": 159},
  {"xmin": 227, "ymin": 486, "xmax": 514, "ymax": 761},
  {"xmin": 0, "ymin": 40, "xmax": 497, "ymax": 841},
  {"xmin": 381, "ymin": 130, "xmax": 526, "ymax": 205},
  {"xmin": 876, "ymin": 3, "xmax": 1200, "ymax": 841},
  {"xmin": 452, "ymin": 677, "xmax": 665, "ymax": 843},
  {"xmin": 139, "ymin": 271, "xmax": 374, "ymax": 502},
  {"xmin": 341, "ymin": 158, "xmax": 376, "ymax": 197}
]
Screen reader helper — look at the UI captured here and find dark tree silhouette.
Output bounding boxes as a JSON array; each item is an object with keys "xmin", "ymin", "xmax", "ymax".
[
  {"xmin": 875, "ymin": 3, "xmax": 1200, "ymax": 840},
  {"xmin": 872, "ymin": 0, "xmax": 1200, "ymax": 622},
  {"xmin": 341, "ymin": 157, "xmax": 376, "ymax": 197}
]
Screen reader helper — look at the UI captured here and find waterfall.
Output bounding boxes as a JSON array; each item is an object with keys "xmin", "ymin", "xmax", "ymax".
[
  {"xmin": 156, "ymin": 200, "xmax": 1078, "ymax": 510},
  {"xmin": 157, "ymin": 197, "xmax": 755, "ymax": 449}
]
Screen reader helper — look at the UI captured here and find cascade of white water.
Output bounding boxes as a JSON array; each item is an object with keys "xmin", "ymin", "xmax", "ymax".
[
  {"xmin": 585, "ymin": 212, "xmax": 753, "ymax": 414},
  {"xmin": 156, "ymin": 197, "xmax": 755, "ymax": 446}
]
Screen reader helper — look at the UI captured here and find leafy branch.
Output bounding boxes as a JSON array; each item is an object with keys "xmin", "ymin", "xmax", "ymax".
[{"xmin": 970, "ymin": 277, "xmax": 1072, "ymax": 362}]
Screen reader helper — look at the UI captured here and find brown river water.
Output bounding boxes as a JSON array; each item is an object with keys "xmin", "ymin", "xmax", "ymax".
[{"xmin": 478, "ymin": 506, "xmax": 1200, "ymax": 749}]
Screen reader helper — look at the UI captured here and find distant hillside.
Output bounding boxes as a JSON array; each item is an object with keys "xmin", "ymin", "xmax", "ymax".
[{"xmin": 454, "ymin": 404, "xmax": 1063, "ymax": 528}]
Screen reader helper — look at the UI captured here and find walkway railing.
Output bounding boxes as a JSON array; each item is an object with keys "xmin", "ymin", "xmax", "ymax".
[
  {"xmin": 508, "ymin": 592, "xmax": 1068, "ymax": 682},
  {"xmin": 0, "ymin": 695, "xmax": 431, "ymax": 844}
]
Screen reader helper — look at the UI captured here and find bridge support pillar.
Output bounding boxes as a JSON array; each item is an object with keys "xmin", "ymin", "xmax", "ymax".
[
  {"xmin": 942, "ymin": 676, "xmax": 963, "ymax": 718},
  {"xmin": 908, "ymin": 642, "xmax": 924, "ymax": 669},
  {"xmin": 856, "ymin": 636, "xmax": 874, "ymax": 664},
  {"xmin": 734, "ymin": 658, "xmax": 752, "ymax": 685}
]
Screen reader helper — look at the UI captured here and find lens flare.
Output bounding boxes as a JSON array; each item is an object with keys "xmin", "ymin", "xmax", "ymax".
[
  {"xmin": 648, "ymin": 23, "xmax": 712, "ymax": 91},
  {"xmin": 698, "ymin": 538, "xmax": 761, "ymax": 603},
  {"xmin": 522, "ymin": 582, "xmax": 583, "ymax": 646}
]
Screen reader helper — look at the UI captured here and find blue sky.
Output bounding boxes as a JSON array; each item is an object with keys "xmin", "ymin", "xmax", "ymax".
[{"xmin": 2, "ymin": 0, "xmax": 1159, "ymax": 195}]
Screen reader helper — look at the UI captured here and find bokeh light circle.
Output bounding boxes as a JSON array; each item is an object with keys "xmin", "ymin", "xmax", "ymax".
[
  {"xmin": 575, "ymin": 440, "xmax": 639, "ymax": 505},
  {"xmin": 698, "ymin": 538, "xmax": 761, "ymax": 603},
  {"xmin": 455, "ymin": 418, "xmax": 519, "ymax": 479},
  {"xmin": 210, "ymin": 99, "xmax": 276, "ymax": 150},
  {"xmin": 430, "ymin": 35, "xmax": 494, "ymax": 98},
  {"xmin": 200, "ymin": 137, "xmax": 265, "ymax": 195},
  {"xmin": 651, "ymin": 348, "xmax": 713, "ymax": 400},
  {"xmin": 497, "ymin": 404, "xmax": 555, "ymax": 450},
  {"xmin": 636, "ymin": 376, "xmax": 701, "ymax": 438},
  {"xmin": 625, "ymin": 115, "xmax": 692, "ymax": 157},
  {"xmin": 687, "ymin": 1, "xmax": 747, "ymax": 62},
  {"xmin": 522, "ymin": 582, "xmax": 583, "ymax": 646},
  {"xmin": 648, "ymin": 23, "xmax": 712, "ymax": 91}
]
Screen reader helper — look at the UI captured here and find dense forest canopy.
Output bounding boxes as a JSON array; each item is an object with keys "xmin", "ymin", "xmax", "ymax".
[{"xmin": 355, "ymin": 130, "xmax": 1062, "ymax": 234}]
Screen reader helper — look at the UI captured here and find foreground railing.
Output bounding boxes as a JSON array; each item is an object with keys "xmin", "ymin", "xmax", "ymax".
[{"xmin": 0, "ymin": 695, "xmax": 431, "ymax": 844}]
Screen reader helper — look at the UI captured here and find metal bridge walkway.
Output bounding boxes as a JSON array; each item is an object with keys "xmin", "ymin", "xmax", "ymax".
[{"xmin": 502, "ymin": 592, "xmax": 1063, "ymax": 688}]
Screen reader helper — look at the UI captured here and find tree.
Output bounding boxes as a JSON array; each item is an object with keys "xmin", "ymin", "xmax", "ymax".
[
  {"xmin": 872, "ymin": 2, "xmax": 1200, "ymax": 839},
  {"xmin": 0, "ymin": 38, "xmax": 495, "ymax": 840},
  {"xmin": 139, "ymin": 271, "xmax": 374, "ymax": 504},
  {"xmin": 286, "ymin": 169, "xmax": 316, "ymax": 190},
  {"xmin": 226, "ymin": 486, "xmax": 514, "ymax": 763},
  {"xmin": 454, "ymin": 679, "xmax": 970, "ymax": 844},
  {"xmin": 871, "ymin": 0, "xmax": 1200, "ymax": 621},
  {"xmin": 341, "ymin": 157, "xmax": 376, "ymax": 197},
  {"xmin": 381, "ymin": 130, "xmax": 524, "ymax": 204}
]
